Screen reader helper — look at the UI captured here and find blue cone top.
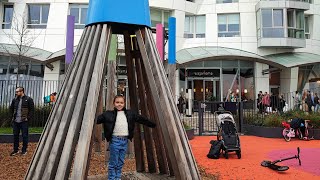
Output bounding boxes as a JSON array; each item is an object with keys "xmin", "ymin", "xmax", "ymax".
[{"xmin": 86, "ymin": 0, "xmax": 151, "ymax": 28}]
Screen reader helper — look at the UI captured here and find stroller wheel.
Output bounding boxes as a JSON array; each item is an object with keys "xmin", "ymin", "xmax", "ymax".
[
  {"xmin": 282, "ymin": 129, "xmax": 291, "ymax": 142},
  {"xmin": 236, "ymin": 150, "xmax": 241, "ymax": 159}
]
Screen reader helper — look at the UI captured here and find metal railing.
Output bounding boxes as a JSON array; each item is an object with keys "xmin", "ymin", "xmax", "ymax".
[
  {"xmin": 179, "ymin": 87, "xmax": 320, "ymax": 135},
  {"xmin": 0, "ymin": 80, "xmax": 62, "ymax": 127}
]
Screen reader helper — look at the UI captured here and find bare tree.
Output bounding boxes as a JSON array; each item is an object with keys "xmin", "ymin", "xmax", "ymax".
[{"xmin": 1, "ymin": 10, "xmax": 40, "ymax": 86}]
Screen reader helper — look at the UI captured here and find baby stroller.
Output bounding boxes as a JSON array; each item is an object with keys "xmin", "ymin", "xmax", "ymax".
[{"xmin": 215, "ymin": 109, "xmax": 241, "ymax": 159}]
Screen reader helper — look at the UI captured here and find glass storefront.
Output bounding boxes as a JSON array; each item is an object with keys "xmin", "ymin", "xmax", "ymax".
[
  {"xmin": 179, "ymin": 59, "xmax": 254, "ymax": 102},
  {"xmin": 0, "ymin": 55, "xmax": 44, "ymax": 80}
]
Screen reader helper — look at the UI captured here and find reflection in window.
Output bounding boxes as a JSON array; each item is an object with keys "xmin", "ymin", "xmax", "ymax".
[
  {"xmin": 222, "ymin": 60, "xmax": 254, "ymax": 102},
  {"xmin": 261, "ymin": 9, "xmax": 284, "ymax": 38},
  {"xmin": 287, "ymin": 9, "xmax": 305, "ymax": 39},
  {"xmin": 150, "ymin": 8, "xmax": 170, "ymax": 28},
  {"xmin": 304, "ymin": 16, "xmax": 310, "ymax": 39},
  {"xmin": 69, "ymin": 4, "xmax": 88, "ymax": 29},
  {"xmin": 2, "ymin": 4, "xmax": 14, "ymax": 29},
  {"xmin": 27, "ymin": 4, "xmax": 50, "ymax": 29},
  {"xmin": 0, "ymin": 56, "xmax": 45, "ymax": 78},
  {"xmin": 216, "ymin": 0, "xmax": 239, "ymax": 3},
  {"xmin": 218, "ymin": 14, "xmax": 240, "ymax": 37},
  {"xmin": 184, "ymin": 15, "xmax": 206, "ymax": 38}
]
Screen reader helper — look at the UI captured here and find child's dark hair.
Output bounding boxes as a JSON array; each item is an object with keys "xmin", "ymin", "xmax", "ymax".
[{"xmin": 113, "ymin": 95, "xmax": 125, "ymax": 103}]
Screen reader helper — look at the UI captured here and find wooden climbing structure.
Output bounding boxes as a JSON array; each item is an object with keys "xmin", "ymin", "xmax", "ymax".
[{"xmin": 25, "ymin": 0, "xmax": 200, "ymax": 179}]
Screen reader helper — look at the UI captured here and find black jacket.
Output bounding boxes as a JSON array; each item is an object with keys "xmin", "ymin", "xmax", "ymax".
[
  {"xmin": 96, "ymin": 108, "xmax": 156, "ymax": 142},
  {"xmin": 10, "ymin": 95, "xmax": 34, "ymax": 122}
]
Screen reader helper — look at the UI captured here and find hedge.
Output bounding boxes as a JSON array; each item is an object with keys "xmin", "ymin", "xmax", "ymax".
[
  {"xmin": 0, "ymin": 106, "xmax": 52, "ymax": 127},
  {"xmin": 245, "ymin": 110, "xmax": 320, "ymax": 128}
]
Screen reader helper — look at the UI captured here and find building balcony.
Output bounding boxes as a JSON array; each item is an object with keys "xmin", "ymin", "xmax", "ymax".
[
  {"xmin": 258, "ymin": 38, "xmax": 306, "ymax": 48},
  {"xmin": 256, "ymin": 0, "xmax": 310, "ymax": 11},
  {"xmin": 257, "ymin": 27, "xmax": 306, "ymax": 48}
]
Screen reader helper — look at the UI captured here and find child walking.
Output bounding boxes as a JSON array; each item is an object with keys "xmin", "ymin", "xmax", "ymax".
[{"xmin": 97, "ymin": 95, "xmax": 156, "ymax": 180}]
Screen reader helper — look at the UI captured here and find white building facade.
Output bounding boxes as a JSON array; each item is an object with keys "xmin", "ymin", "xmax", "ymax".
[{"xmin": 1, "ymin": 0, "xmax": 320, "ymax": 103}]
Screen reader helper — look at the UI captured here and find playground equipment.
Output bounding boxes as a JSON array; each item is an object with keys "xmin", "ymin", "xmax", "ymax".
[
  {"xmin": 25, "ymin": 0, "xmax": 200, "ymax": 179},
  {"xmin": 261, "ymin": 147, "xmax": 301, "ymax": 171}
]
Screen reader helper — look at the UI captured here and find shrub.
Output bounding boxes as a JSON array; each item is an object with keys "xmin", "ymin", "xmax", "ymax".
[
  {"xmin": 0, "ymin": 106, "xmax": 52, "ymax": 127},
  {"xmin": 183, "ymin": 121, "xmax": 192, "ymax": 130},
  {"xmin": 245, "ymin": 110, "xmax": 320, "ymax": 128}
]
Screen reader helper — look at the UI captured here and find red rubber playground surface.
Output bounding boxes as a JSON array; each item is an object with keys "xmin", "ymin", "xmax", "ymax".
[{"xmin": 190, "ymin": 136, "xmax": 320, "ymax": 179}]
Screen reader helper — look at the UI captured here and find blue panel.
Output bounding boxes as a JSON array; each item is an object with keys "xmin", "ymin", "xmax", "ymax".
[
  {"xmin": 86, "ymin": 0, "xmax": 151, "ymax": 27},
  {"xmin": 168, "ymin": 17, "xmax": 176, "ymax": 64}
]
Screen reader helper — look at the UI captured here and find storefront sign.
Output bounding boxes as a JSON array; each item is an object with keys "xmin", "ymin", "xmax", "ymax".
[{"xmin": 187, "ymin": 69, "xmax": 220, "ymax": 78}]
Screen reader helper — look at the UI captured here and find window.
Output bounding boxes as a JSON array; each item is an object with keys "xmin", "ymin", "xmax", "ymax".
[
  {"xmin": 27, "ymin": 4, "xmax": 50, "ymax": 29},
  {"xmin": 287, "ymin": 9, "xmax": 304, "ymax": 39},
  {"xmin": 216, "ymin": 0, "xmax": 238, "ymax": 3},
  {"xmin": 69, "ymin": 4, "xmax": 88, "ymax": 29},
  {"xmin": 261, "ymin": 9, "xmax": 284, "ymax": 38},
  {"xmin": 2, "ymin": 5, "xmax": 13, "ymax": 29},
  {"xmin": 184, "ymin": 15, "xmax": 206, "ymax": 38},
  {"xmin": 150, "ymin": 8, "xmax": 170, "ymax": 28},
  {"xmin": 218, "ymin": 14, "xmax": 240, "ymax": 37},
  {"xmin": 304, "ymin": 16, "xmax": 310, "ymax": 39}
]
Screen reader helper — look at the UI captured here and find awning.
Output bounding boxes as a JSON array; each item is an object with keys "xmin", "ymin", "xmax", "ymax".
[
  {"xmin": 177, "ymin": 46, "xmax": 267, "ymax": 63},
  {"xmin": 0, "ymin": 43, "xmax": 52, "ymax": 62},
  {"xmin": 264, "ymin": 52, "xmax": 320, "ymax": 68},
  {"xmin": 176, "ymin": 46, "xmax": 320, "ymax": 68}
]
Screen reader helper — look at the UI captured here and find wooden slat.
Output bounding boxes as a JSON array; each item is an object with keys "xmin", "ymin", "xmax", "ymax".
[
  {"xmin": 123, "ymin": 31, "xmax": 145, "ymax": 172},
  {"xmin": 94, "ymin": 85, "xmax": 103, "ymax": 153},
  {"xmin": 135, "ymin": 29, "xmax": 186, "ymax": 179},
  {"xmin": 104, "ymin": 59, "xmax": 117, "ymax": 164},
  {"xmin": 134, "ymin": 55, "xmax": 157, "ymax": 173},
  {"xmin": 32, "ymin": 25, "xmax": 97, "ymax": 180},
  {"xmin": 27, "ymin": 26, "xmax": 95, "ymax": 180},
  {"xmin": 42, "ymin": 24, "xmax": 103, "ymax": 180},
  {"xmin": 146, "ymin": 29, "xmax": 197, "ymax": 176},
  {"xmin": 71, "ymin": 24, "xmax": 112, "ymax": 179},
  {"xmin": 25, "ymin": 27, "xmax": 89, "ymax": 180},
  {"xmin": 136, "ymin": 49, "xmax": 169, "ymax": 175},
  {"xmin": 145, "ymin": 28, "xmax": 200, "ymax": 179},
  {"xmin": 139, "ymin": 45, "xmax": 172, "ymax": 176}
]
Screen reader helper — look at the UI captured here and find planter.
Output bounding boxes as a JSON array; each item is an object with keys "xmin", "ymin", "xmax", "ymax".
[
  {"xmin": 186, "ymin": 129, "xmax": 194, "ymax": 140},
  {"xmin": 0, "ymin": 133, "xmax": 41, "ymax": 143},
  {"xmin": 243, "ymin": 124, "xmax": 286, "ymax": 138},
  {"xmin": 243, "ymin": 124, "xmax": 320, "ymax": 140}
]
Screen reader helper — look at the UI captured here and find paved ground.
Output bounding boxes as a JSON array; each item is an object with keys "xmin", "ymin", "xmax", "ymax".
[
  {"xmin": 1, "ymin": 135, "xmax": 319, "ymax": 179},
  {"xmin": 190, "ymin": 135, "xmax": 320, "ymax": 179}
]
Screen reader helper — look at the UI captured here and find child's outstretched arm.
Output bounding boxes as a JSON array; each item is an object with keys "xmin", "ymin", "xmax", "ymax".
[{"xmin": 135, "ymin": 114, "xmax": 156, "ymax": 128}]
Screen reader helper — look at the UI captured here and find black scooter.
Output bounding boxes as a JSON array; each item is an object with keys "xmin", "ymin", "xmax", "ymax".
[{"xmin": 261, "ymin": 147, "xmax": 301, "ymax": 171}]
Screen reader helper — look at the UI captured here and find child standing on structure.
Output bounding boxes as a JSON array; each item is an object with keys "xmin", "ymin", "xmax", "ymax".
[{"xmin": 96, "ymin": 95, "xmax": 156, "ymax": 180}]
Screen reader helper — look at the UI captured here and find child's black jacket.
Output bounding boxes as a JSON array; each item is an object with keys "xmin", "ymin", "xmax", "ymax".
[{"xmin": 97, "ymin": 108, "xmax": 156, "ymax": 142}]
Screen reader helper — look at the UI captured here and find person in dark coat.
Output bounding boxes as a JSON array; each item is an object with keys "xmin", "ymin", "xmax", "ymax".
[
  {"xmin": 178, "ymin": 94, "xmax": 185, "ymax": 113},
  {"xmin": 10, "ymin": 87, "xmax": 34, "ymax": 156},
  {"xmin": 97, "ymin": 95, "xmax": 156, "ymax": 180}
]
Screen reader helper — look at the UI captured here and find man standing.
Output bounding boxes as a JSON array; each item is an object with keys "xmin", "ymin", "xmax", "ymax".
[{"xmin": 10, "ymin": 87, "xmax": 34, "ymax": 156}]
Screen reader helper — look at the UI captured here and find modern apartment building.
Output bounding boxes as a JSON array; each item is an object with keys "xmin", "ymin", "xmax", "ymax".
[{"xmin": 0, "ymin": 0, "xmax": 320, "ymax": 103}]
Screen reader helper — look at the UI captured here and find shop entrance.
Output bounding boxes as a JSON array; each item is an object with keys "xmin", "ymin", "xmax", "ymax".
[{"xmin": 187, "ymin": 79, "xmax": 221, "ymax": 101}]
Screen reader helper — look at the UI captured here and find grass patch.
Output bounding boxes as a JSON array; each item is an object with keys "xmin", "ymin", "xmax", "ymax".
[{"xmin": 0, "ymin": 127, "xmax": 43, "ymax": 134}]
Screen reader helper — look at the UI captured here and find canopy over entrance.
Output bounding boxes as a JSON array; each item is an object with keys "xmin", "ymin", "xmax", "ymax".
[{"xmin": 176, "ymin": 46, "xmax": 320, "ymax": 68}]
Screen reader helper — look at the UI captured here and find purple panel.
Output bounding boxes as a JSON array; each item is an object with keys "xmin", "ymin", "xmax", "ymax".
[{"xmin": 65, "ymin": 15, "xmax": 75, "ymax": 64}]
